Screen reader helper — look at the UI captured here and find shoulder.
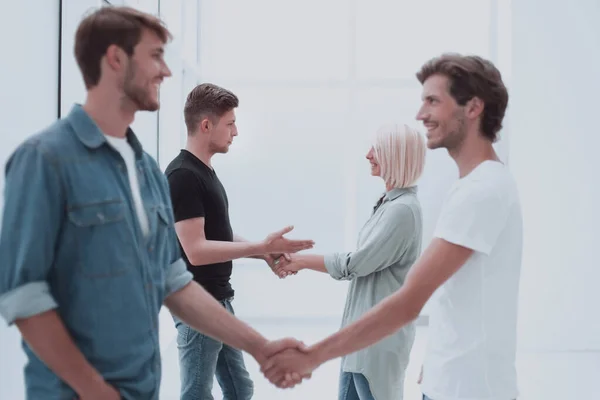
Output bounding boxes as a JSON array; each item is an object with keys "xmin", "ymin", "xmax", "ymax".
[
  {"xmin": 389, "ymin": 191, "xmax": 422, "ymax": 217},
  {"xmin": 7, "ymin": 118, "xmax": 75, "ymax": 168},
  {"xmin": 442, "ymin": 165, "xmax": 518, "ymax": 220},
  {"xmin": 165, "ymin": 166, "xmax": 201, "ymax": 184},
  {"xmin": 455, "ymin": 162, "xmax": 515, "ymax": 203},
  {"xmin": 164, "ymin": 166, "xmax": 207, "ymax": 199},
  {"xmin": 383, "ymin": 198, "xmax": 420, "ymax": 228}
]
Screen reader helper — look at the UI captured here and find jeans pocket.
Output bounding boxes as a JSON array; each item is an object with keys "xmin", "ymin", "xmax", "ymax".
[{"xmin": 176, "ymin": 323, "xmax": 201, "ymax": 348}]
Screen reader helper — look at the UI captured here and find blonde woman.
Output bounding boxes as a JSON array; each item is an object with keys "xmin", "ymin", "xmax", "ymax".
[{"xmin": 276, "ymin": 123, "xmax": 426, "ymax": 400}]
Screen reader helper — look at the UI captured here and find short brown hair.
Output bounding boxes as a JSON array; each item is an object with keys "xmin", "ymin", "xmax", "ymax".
[
  {"xmin": 416, "ymin": 53, "xmax": 508, "ymax": 142},
  {"xmin": 184, "ymin": 83, "xmax": 239, "ymax": 134},
  {"xmin": 74, "ymin": 6, "xmax": 172, "ymax": 89}
]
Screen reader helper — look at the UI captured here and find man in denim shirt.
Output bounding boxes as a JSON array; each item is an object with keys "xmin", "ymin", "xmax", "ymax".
[{"xmin": 0, "ymin": 6, "xmax": 308, "ymax": 399}]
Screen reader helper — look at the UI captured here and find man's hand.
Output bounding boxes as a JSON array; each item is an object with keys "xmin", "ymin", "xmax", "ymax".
[
  {"xmin": 262, "ymin": 226, "xmax": 314, "ymax": 255},
  {"xmin": 264, "ymin": 253, "xmax": 296, "ymax": 279},
  {"xmin": 255, "ymin": 338, "xmax": 312, "ymax": 388},
  {"xmin": 261, "ymin": 346, "xmax": 320, "ymax": 389}
]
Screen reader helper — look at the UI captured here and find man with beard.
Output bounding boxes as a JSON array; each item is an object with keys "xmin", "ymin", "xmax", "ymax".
[
  {"xmin": 262, "ymin": 53, "xmax": 523, "ymax": 400},
  {"xmin": 0, "ymin": 6, "xmax": 309, "ymax": 400}
]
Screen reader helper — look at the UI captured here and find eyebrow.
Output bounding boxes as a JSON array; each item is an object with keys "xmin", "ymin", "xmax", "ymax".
[{"xmin": 423, "ymin": 95, "xmax": 438, "ymax": 101}]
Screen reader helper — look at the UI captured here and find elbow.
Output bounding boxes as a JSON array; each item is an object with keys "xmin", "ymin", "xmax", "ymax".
[
  {"xmin": 187, "ymin": 253, "xmax": 201, "ymax": 266},
  {"xmin": 406, "ymin": 305, "xmax": 422, "ymax": 323},
  {"xmin": 331, "ymin": 265, "xmax": 359, "ymax": 280},
  {"xmin": 403, "ymin": 296, "xmax": 426, "ymax": 323},
  {"xmin": 336, "ymin": 271, "xmax": 356, "ymax": 281},
  {"xmin": 386, "ymin": 292, "xmax": 425, "ymax": 329},
  {"xmin": 346, "ymin": 265, "xmax": 379, "ymax": 279},
  {"xmin": 182, "ymin": 243, "xmax": 204, "ymax": 266}
]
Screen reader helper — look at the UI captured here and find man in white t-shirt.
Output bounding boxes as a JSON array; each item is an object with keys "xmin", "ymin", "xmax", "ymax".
[{"xmin": 261, "ymin": 53, "xmax": 522, "ymax": 400}]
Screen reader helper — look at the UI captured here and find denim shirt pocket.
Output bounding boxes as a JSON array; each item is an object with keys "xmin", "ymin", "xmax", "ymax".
[
  {"xmin": 155, "ymin": 204, "xmax": 171, "ymax": 229},
  {"xmin": 67, "ymin": 199, "xmax": 136, "ymax": 278}
]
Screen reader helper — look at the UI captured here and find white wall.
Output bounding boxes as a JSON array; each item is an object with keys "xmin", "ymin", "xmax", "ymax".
[
  {"xmin": 512, "ymin": 0, "xmax": 600, "ymax": 353},
  {"xmin": 199, "ymin": 0, "xmax": 510, "ymax": 320},
  {"xmin": 511, "ymin": 0, "xmax": 600, "ymax": 397},
  {"xmin": 0, "ymin": 1, "xmax": 59, "ymax": 398},
  {"xmin": 60, "ymin": 0, "xmax": 101, "ymax": 116}
]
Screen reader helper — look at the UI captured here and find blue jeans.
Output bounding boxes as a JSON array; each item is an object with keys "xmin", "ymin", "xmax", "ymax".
[
  {"xmin": 174, "ymin": 298, "xmax": 253, "ymax": 400},
  {"xmin": 339, "ymin": 371, "xmax": 375, "ymax": 400}
]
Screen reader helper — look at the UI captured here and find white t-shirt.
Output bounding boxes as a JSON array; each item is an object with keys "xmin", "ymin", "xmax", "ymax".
[
  {"xmin": 422, "ymin": 160, "xmax": 523, "ymax": 400},
  {"xmin": 104, "ymin": 135, "xmax": 150, "ymax": 237}
]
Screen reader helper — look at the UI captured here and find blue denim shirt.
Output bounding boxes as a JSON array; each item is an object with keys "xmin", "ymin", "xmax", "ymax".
[{"xmin": 0, "ymin": 105, "xmax": 193, "ymax": 399}]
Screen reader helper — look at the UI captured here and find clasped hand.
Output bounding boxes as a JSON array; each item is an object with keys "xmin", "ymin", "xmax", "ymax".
[
  {"xmin": 259, "ymin": 339, "xmax": 319, "ymax": 389},
  {"xmin": 261, "ymin": 226, "xmax": 311, "ymax": 279}
]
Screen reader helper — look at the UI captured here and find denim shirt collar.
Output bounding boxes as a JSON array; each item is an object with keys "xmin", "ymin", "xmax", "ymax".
[{"xmin": 66, "ymin": 104, "xmax": 144, "ymax": 158}]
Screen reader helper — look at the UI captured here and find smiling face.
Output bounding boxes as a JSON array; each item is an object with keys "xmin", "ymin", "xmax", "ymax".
[
  {"xmin": 416, "ymin": 74, "xmax": 468, "ymax": 151},
  {"xmin": 366, "ymin": 146, "xmax": 381, "ymax": 177},
  {"xmin": 120, "ymin": 29, "xmax": 172, "ymax": 111},
  {"xmin": 367, "ymin": 123, "xmax": 426, "ymax": 189}
]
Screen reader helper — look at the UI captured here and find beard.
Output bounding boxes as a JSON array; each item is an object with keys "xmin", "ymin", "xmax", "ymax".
[
  {"xmin": 428, "ymin": 110, "xmax": 467, "ymax": 151},
  {"xmin": 122, "ymin": 63, "xmax": 159, "ymax": 112}
]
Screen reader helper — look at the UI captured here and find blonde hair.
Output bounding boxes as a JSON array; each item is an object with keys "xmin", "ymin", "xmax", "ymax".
[{"xmin": 372, "ymin": 123, "xmax": 426, "ymax": 188}]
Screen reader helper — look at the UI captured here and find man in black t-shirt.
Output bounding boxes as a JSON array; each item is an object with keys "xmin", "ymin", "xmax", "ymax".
[{"xmin": 165, "ymin": 83, "xmax": 314, "ymax": 399}]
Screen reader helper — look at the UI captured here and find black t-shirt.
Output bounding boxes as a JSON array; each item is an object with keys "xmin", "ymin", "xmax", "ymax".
[{"xmin": 164, "ymin": 150, "xmax": 234, "ymax": 300}]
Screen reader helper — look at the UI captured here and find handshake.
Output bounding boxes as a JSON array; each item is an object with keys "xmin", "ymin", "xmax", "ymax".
[
  {"xmin": 254, "ymin": 337, "xmax": 322, "ymax": 390},
  {"xmin": 258, "ymin": 225, "xmax": 313, "ymax": 278}
]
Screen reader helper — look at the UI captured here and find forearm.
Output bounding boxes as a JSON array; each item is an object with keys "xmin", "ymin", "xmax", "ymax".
[
  {"xmin": 296, "ymin": 254, "xmax": 328, "ymax": 273},
  {"xmin": 233, "ymin": 234, "xmax": 264, "ymax": 260},
  {"xmin": 15, "ymin": 310, "xmax": 108, "ymax": 396},
  {"xmin": 310, "ymin": 288, "xmax": 421, "ymax": 364},
  {"xmin": 165, "ymin": 282, "xmax": 268, "ymax": 362},
  {"xmin": 187, "ymin": 239, "xmax": 266, "ymax": 265}
]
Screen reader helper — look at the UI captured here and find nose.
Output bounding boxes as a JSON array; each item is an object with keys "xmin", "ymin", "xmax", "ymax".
[
  {"xmin": 162, "ymin": 62, "xmax": 172, "ymax": 78},
  {"xmin": 416, "ymin": 104, "xmax": 427, "ymax": 121}
]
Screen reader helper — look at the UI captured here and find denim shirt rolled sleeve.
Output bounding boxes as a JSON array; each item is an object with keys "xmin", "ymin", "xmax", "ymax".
[
  {"xmin": 324, "ymin": 203, "xmax": 417, "ymax": 280},
  {"xmin": 165, "ymin": 258, "xmax": 192, "ymax": 297},
  {"xmin": 0, "ymin": 142, "xmax": 63, "ymax": 325}
]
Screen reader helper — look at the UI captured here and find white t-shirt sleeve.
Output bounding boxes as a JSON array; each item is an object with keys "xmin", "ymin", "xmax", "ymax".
[{"xmin": 434, "ymin": 181, "xmax": 509, "ymax": 255}]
